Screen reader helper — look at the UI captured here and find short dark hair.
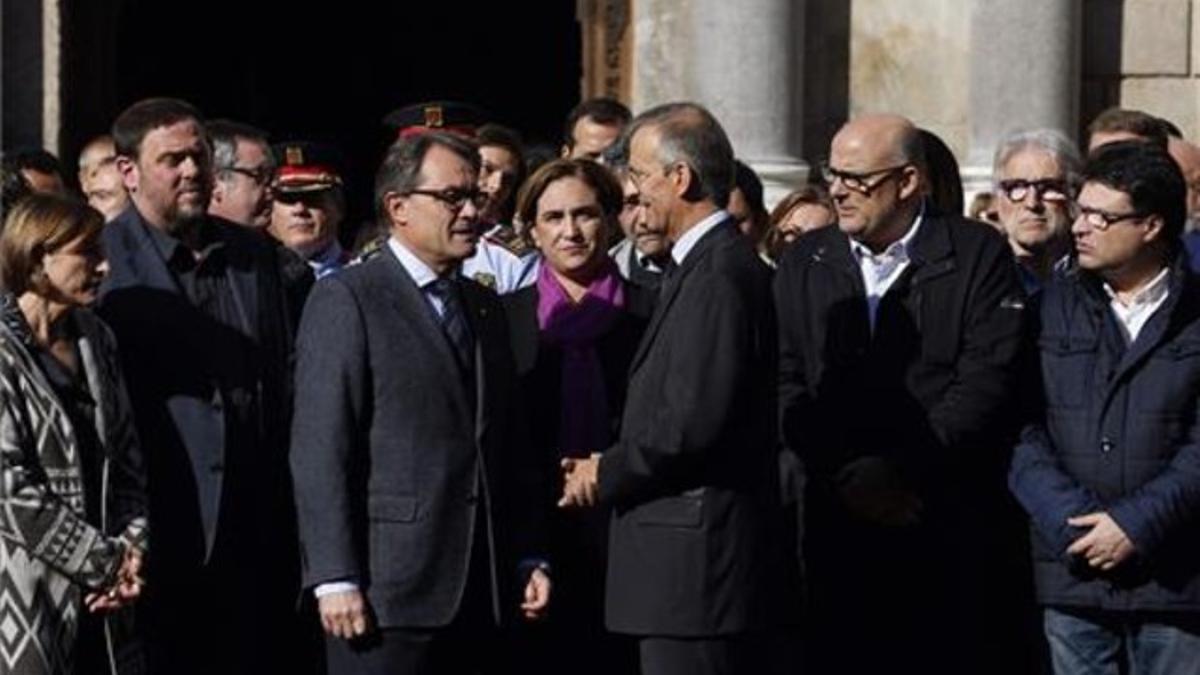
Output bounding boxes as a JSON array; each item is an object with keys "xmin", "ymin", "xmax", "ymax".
[
  {"xmin": 476, "ymin": 123, "xmax": 527, "ymax": 218},
  {"xmin": 563, "ymin": 97, "xmax": 632, "ymax": 148},
  {"xmin": 1082, "ymin": 139, "xmax": 1187, "ymax": 242},
  {"xmin": 4, "ymin": 149, "xmax": 63, "ymax": 177},
  {"xmin": 476, "ymin": 123, "xmax": 524, "ymax": 159},
  {"xmin": 2, "ymin": 149, "xmax": 64, "ymax": 214},
  {"xmin": 514, "ymin": 158, "xmax": 623, "ymax": 231},
  {"xmin": 112, "ymin": 97, "xmax": 204, "ymax": 159},
  {"xmin": 1087, "ymin": 108, "xmax": 1171, "ymax": 150},
  {"xmin": 207, "ymin": 119, "xmax": 272, "ymax": 173},
  {"xmin": 374, "ymin": 131, "xmax": 481, "ymax": 224},
  {"xmin": 0, "ymin": 193, "xmax": 104, "ymax": 295},
  {"xmin": 626, "ymin": 102, "xmax": 735, "ymax": 208},
  {"xmin": 919, "ymin": 128, "xmax": 961, "ymax": 215}
]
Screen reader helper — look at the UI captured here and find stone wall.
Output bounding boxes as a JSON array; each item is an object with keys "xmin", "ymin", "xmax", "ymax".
[
  {"xmin": 848, "ymin": 0, "xmax": 971, "ymax": 160},
  {"xmin": 1083, "ymin": 0, "xmax": 1200, "ymax": 139}
]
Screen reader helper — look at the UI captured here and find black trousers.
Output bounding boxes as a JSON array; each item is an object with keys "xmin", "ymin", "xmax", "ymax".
[{"xmin": 638, "ymin": 633, "xmax": 775, "ymax": 675}]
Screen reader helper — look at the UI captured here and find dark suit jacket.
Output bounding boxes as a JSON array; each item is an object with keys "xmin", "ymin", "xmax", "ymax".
[
  {"xmin": 597, "ymin": 219, "xmax": 782, "ymax": 637},
  {"xmin": 775, "ymin": 208, "xmax": 1027, "ymax": 500},
  {"xmin": 98, "ymin": 207, "xmax": 295, "ymax": 576},
  {"xmin": 290, "ymin": 246, "xmax": 537, "ymax": 629}
]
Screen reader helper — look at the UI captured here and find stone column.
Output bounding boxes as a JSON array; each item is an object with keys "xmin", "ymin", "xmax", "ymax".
[
  {"xmin": 962, "ymin": 0, "xmax": 1082, "ymax": 199},
  {"xmin": 632, "ymin": 0, "xmax": 807, "ymax": 205}
]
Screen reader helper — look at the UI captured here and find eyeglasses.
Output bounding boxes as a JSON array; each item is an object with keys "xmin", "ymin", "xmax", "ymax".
[
  {"xmin": 998, "ymin": 179, "xmax": 1070, "ymax": 204},
  {"xmin": 1074, "ymin": 205, "xmax": 1149, "ymax": 231},
  {"xmin": 223, "ymin": 165, "xmax": 274, "ymax": 187},
  {"xmin": 407, "ymin": 186, "xmax": 488, "ymax": 211},
  {"xmin": 820, "ymin": 162, "xmax": 909, "ymax": 195}
]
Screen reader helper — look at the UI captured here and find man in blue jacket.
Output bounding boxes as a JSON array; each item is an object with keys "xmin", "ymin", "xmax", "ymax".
[{"xmin": 1011, "ymin": 139, "xmax": 1200, "ymax": 674}]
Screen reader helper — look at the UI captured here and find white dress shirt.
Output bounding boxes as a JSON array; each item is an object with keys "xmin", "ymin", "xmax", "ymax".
[
  {"xmin": 849, "ymin": 213, "xmax": 923, "ymax": 329},
  {"xmin": 1104, "ymin": 266, "xmax": 1171, "ymax": 345},
  {"xmin": 671, "ymin": 209, "xmax": 730, "ymax": 266}
]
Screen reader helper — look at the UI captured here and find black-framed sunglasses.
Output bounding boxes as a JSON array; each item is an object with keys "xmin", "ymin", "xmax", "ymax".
[
  {"xmin": 998, "ymin": 179, "xmax": 1070, "ymax": 204},
  {"xmin": 1074, "ymin": 204, "xmax": 1149, "ymax": 231},
  {"xmin": 407, "ymin": 187, "xmax": 488, "ymax": 211},
  {"xmin": 819, "ymin": 162, "xmax": 910, "ymax": 195}
]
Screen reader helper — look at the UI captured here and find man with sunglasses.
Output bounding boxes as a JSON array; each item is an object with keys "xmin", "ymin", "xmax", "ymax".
[
  {"xmin": 775, "ymin": 113, "xmax": 1030, "ymax": 674},
  {"xmin": 993, "ymin": 129, "xmax": 1082, "ymax": 293},
  {"xmin": 1010, "ymin": 140, "xmax": 1200, "ymax": 675},
  {"xmin": 268, "ymin": 141, "xmax": 351, "ymax": 279}
]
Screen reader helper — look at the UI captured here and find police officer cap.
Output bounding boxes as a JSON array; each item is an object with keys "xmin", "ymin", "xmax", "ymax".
[
  {"xmin": 383, "ymin": 101, "xmax": 488, "ymax": 139},
  {"xmin": 272, "ymin": 141, "xmax": 344, "ymax": 194}
]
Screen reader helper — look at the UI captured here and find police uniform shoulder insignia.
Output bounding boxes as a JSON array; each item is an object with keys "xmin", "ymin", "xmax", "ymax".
[
  {"xmin": 473, "ymin": 272, "xmax": 497, "ymax": 290},
  {"xmin": 485, "ymin": 228, "xmax": 533, "ymax": 258},
  {"xmin": 351, "ymin": 236, "xmax": 387, "ymax": 266}
]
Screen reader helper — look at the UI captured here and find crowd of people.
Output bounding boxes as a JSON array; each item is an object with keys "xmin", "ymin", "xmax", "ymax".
[{"xmin": 2, "ymin": 93, "xmax": 1200, "ymax": 675}]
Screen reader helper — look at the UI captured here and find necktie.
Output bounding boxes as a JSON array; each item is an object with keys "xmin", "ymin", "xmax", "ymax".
[
  {"xmin": 428, "ymin": 277, "xmax": 475, "ymax": 371},
  {"xmin": 658, "ymin": 257, "xmax": 678, "ymax": 298}
]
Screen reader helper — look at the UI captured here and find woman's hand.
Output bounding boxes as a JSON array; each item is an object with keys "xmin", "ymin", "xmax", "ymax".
[{"xmin": 86, "ymin": 545, "xmax": 144, "ymax": 613}]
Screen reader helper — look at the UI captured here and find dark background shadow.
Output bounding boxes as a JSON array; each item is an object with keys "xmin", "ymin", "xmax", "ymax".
[
  {"xmin": 1080, "ymin": 0, "xmax": 1125, "ymax": 140},
  {"xmin": 57, "ymin": 0, "xmax": 582, "ymax": 225}
]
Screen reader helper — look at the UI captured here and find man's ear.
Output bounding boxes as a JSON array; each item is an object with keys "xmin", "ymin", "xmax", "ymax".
[
  {"xmin": 897, "ymin": 165, "xmax": 922, "ymax": 201},
  {"xmin": 384, "ymin": 191, "xmax": 408, "ymax": 228},
  {"xmin": 669, "ymin": 162, "xmax": 693, "ymax": 199},
  {"xmin": 1142, "ymin": 213, "xmax": 1165, "ymax": 245},
  {"xmin": 116, "ymin": 156, "xmax": 139, "ymax": 193}
]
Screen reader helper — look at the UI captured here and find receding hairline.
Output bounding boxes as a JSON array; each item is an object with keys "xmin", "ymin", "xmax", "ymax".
[
  {"xmin": 78, "ymin": 136, "xmax": 117, "ymax": 171},
  {"xmin": 834, "ymin": 115, "xmax": 922, "ymax": 165}
]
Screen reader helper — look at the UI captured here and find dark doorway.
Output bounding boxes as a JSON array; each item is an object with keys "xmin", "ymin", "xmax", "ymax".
[{"xmin": 62, "ymin": 0, "xmax": 582, "ymax": 225}]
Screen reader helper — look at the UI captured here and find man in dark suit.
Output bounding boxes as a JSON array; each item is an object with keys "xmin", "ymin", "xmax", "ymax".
[
  {"xmin": 290, "ymin": 131, "xmax": 550, "ymax": 675},
  {"xmin": 98, "ymin": 98, "xmax": 302, "ymax": 673},
  {"xmin": 561, "ymin": 102, "xmax": 782, "ymax": 675},
  {"xmin": 775, "ymin": 114, "xmax": 1030, "ymax": 674}
]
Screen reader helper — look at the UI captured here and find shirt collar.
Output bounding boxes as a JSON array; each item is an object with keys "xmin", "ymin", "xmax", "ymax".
[
  {"xmin": 387, "ymin": 236, "xmax": 451, "ymax": 289},
  {"xmin": 309, "ymin": 240, "xmax": 344, "ymax": 268},
  {"xmin": 671, "ymin": 209, "xmax": 729, "ymax": 266},
  {"xmin": 143, "ymin": 216, "xmax": 224, "ymax": 266},
  {"xmin": 1103, "ymin": 266, "xmax": 1171, "ymax": 309},
  {"xmin": 849, "ymin": 210, "xmax": 924, "ymax": 263}
]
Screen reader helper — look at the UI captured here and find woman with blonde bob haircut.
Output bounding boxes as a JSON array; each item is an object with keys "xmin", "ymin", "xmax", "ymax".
[{"xmin": 0, "ymin": 193, "xmax": 148, "ymax": 674}]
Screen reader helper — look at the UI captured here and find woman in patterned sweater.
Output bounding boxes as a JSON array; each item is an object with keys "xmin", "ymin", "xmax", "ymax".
[{"xmin": 0, "ymin": 194, "xmax": 147, "ymax": 675}]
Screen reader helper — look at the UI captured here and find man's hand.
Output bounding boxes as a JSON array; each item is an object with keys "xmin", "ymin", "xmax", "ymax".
[
  {"xmin": 1067, "ymin": 512, "xmax": 1136, "ymax": 571},
  {"xmin": 836, "ymin": 456, "xmax": 923, "ymax": 527},
  {"xmin": 558, "ymin": 453, "xmax": 600, "ymax": 508},
  {"xmin": 86, "ymin": 546, "xmax": 144, "ymax": 613},
  {"xmin": 520, "ymin": 568, "xmax": 552, "ymax": 621},
  {"xmin": 318, "ymin": 589, "xmax": 373, "ymax": 640}
]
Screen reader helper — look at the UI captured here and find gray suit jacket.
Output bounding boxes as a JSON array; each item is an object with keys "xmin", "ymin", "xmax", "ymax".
[{"xmin": 290, "ymin": 246, "xmax": 538, "ymax": 628}]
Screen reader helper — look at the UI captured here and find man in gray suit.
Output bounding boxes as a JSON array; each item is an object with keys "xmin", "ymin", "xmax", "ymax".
[{"xmin": 290, "ymin": 131, "xmax": 550, "ymax": 675}]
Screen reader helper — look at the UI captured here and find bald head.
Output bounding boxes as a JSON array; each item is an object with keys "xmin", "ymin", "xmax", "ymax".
[
  {"xmin": 832, "ymin": 114, "xmax": 925, "ymax": 174},
  {"xmin": 827, "ymin": 114, "xmax": 925, "ymax": 251},
  {"xmin": 1169, "ymin": 137, "xmax": 1200, "ymax": 224}
]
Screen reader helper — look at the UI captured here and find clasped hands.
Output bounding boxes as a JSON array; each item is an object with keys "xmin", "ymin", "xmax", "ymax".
[
  {"xmin": 86, "ymin": 545, "xmax": 144, "ymax": 613},
  {"xmin": 1066, "ymin": 511, "xmax": 1135, "ymax": 572},
  {"xmin": 558, "ymin": 453, "xmax": 600, "ymax": 508}
]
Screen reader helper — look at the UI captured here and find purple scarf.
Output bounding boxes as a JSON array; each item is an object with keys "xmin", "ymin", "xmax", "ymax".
[{"xmin": 537, "ymin": 259, "xmax": 626, "ymax": 458}]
